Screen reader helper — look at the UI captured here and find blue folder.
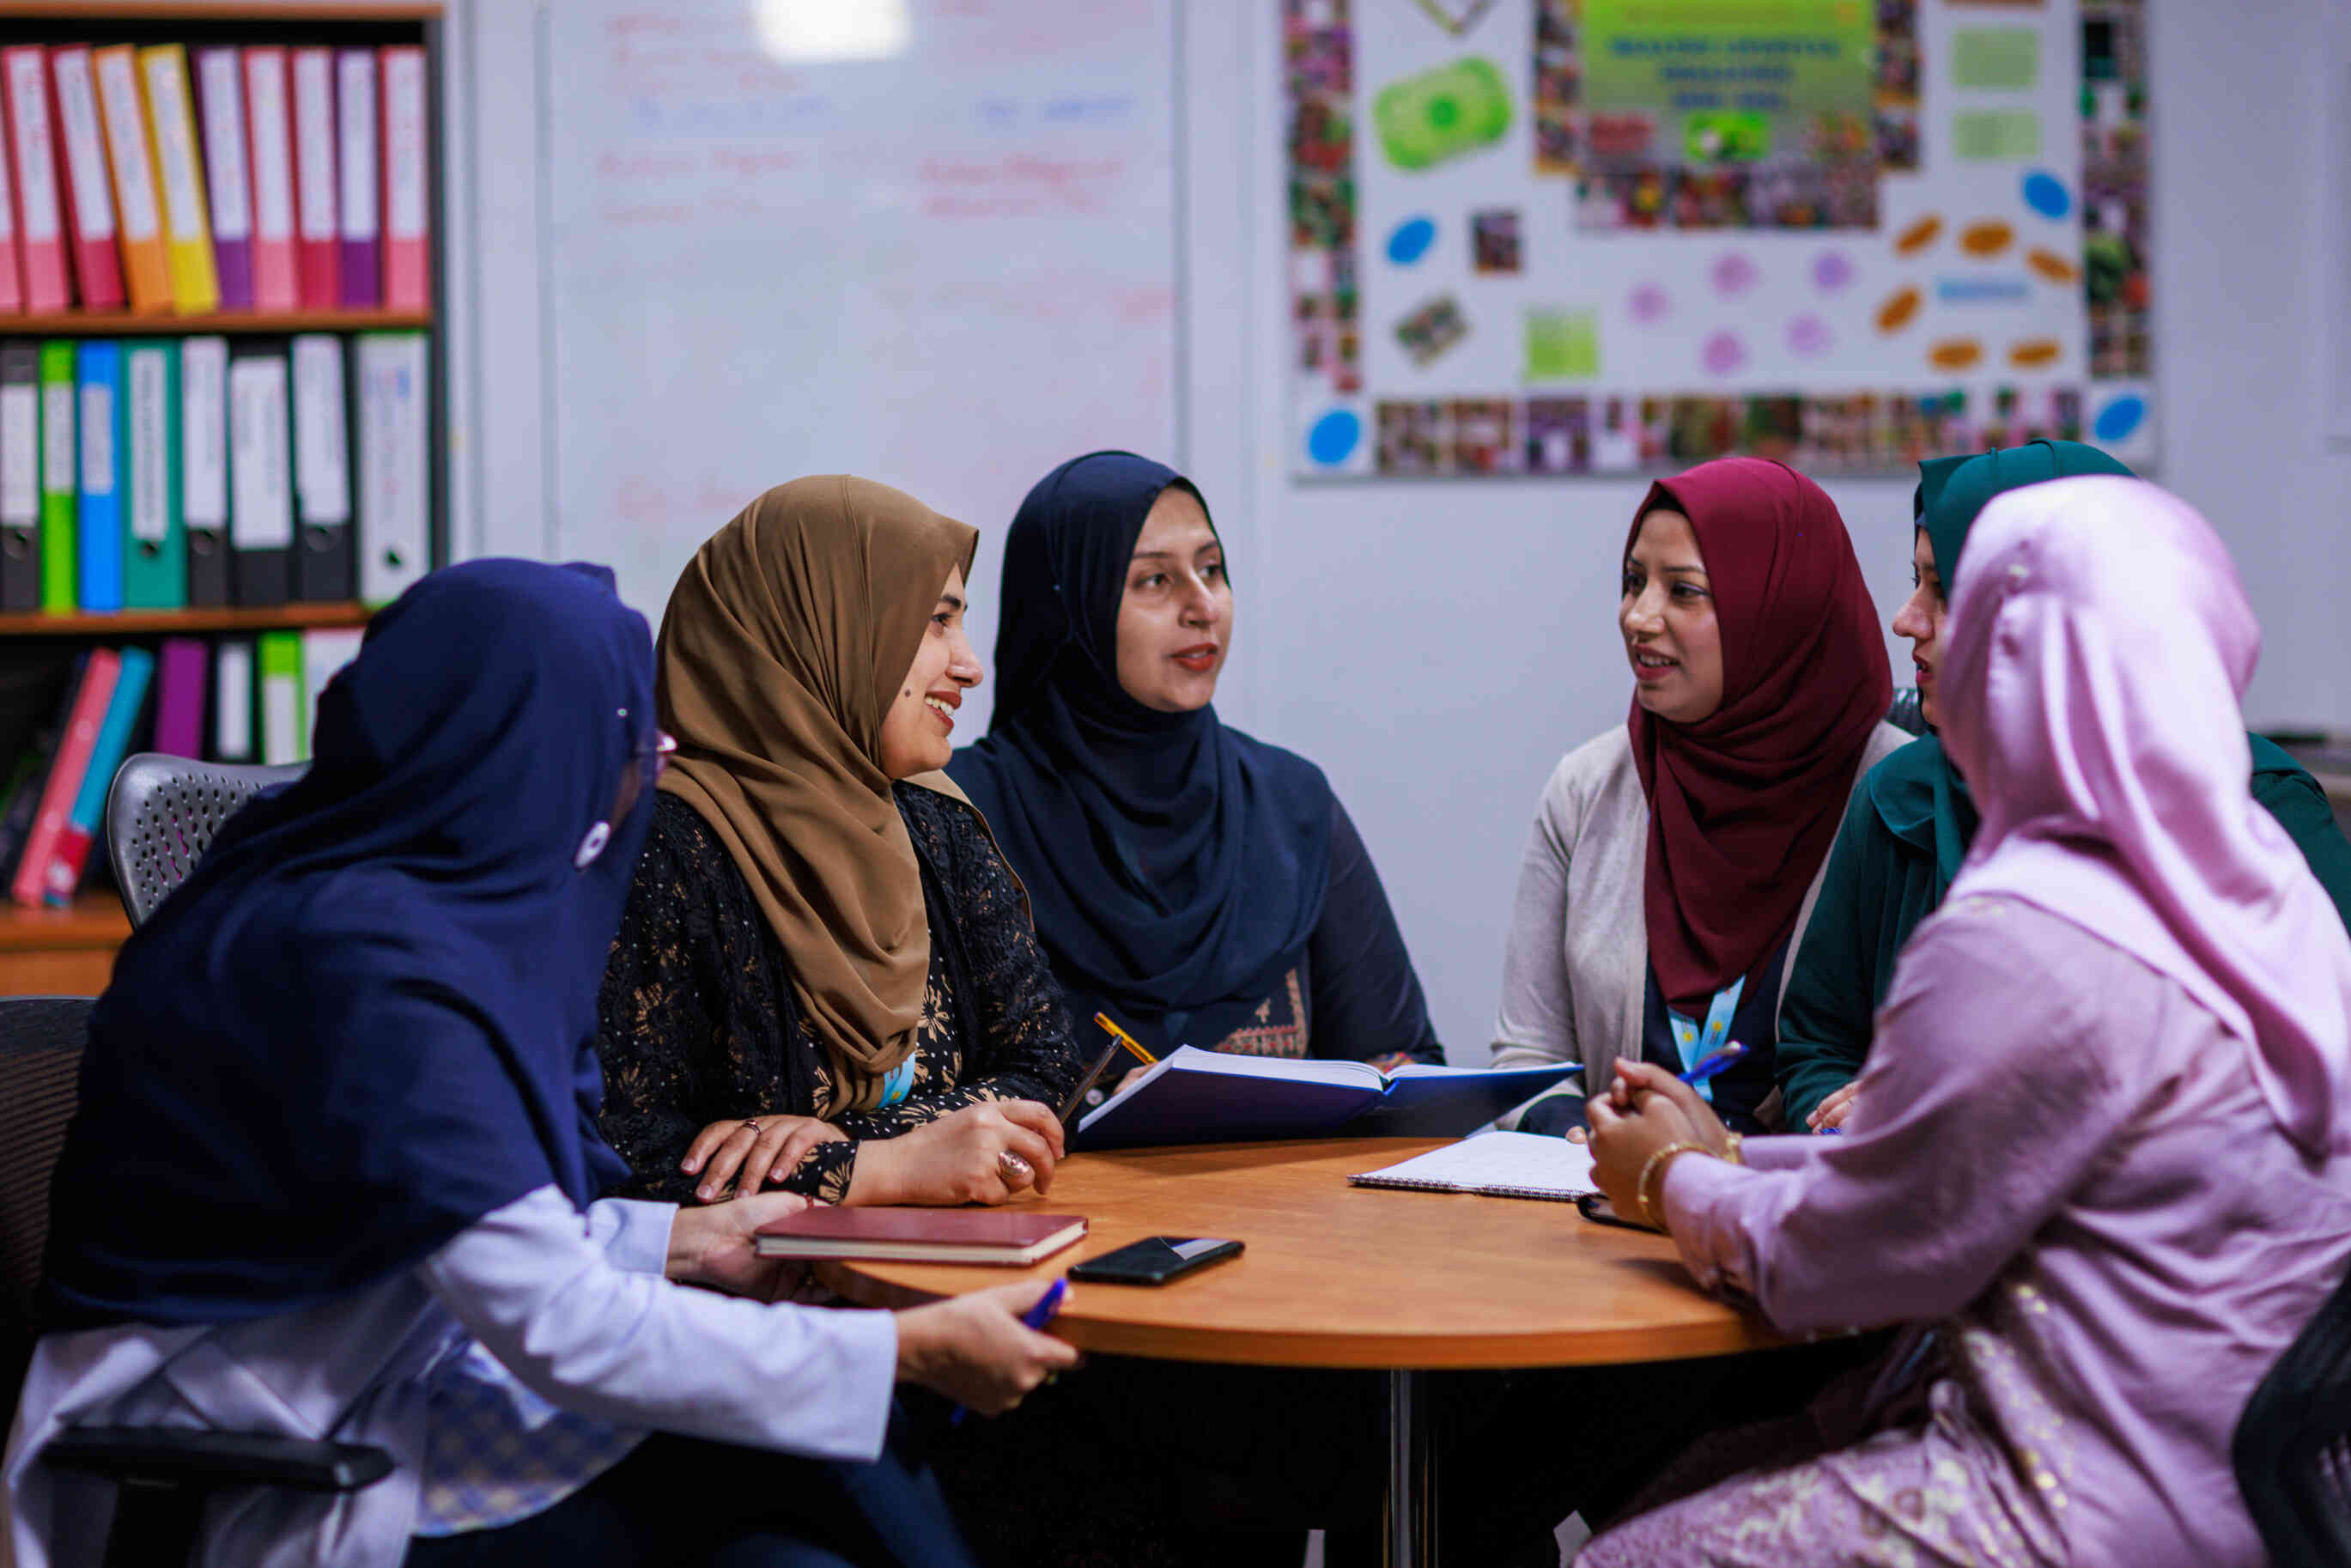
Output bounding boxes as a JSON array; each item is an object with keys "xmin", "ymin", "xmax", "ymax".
[
  {"xmin": 74, "ymin": 342, "xmax": 125, "ymax": 612},
  {"xmin": 1071, "ymin": 1046, "xmax": 1584, "ymax": 1152}
]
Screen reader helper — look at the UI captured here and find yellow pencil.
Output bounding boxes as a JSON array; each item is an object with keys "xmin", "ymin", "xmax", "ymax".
[{"xmin": 1093, "ymin": 1012, "xmax": 1158, "ymax": 1066}]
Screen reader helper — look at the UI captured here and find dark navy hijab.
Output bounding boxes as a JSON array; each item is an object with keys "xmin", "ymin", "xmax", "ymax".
[
  {"xmin": 947, "ymin": 452, "xmax": 1333, "ymax": 1053},
  {"xmin": 45, "ymin": 560, "xmax": 658, "ymax": 1329}
]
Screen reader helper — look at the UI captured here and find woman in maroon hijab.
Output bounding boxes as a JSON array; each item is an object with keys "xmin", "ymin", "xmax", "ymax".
[{"xmin": 1492, "ymin": 457, "xmax": 1904, "ymax": 1140}]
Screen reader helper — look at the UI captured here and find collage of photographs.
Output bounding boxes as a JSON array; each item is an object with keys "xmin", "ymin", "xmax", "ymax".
[{"xmin": 1290, "ymin": 0, "xmax": 2154, "ymax": 478}]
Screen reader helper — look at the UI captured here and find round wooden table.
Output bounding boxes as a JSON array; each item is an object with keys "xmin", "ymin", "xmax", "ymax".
[{"xmin": 817, "ymin": 1137, "xmax": 1785, "ymax": 1566}]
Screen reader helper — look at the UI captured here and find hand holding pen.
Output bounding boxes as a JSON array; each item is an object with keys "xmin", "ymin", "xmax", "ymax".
[{"xmin": 939, "ymin": 1278, "xmax": 1072, "ymax": 1426}]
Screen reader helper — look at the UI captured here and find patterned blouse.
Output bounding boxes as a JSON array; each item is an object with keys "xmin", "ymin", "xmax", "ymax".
[{"xmin": 595, "ymin": 788, "xmax": 1084, "ymax": 1206}]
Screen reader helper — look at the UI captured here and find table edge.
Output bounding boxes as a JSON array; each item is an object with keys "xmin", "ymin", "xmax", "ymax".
[{"xmin": 813, "ymin": 1261, "xmax": 1789, "ymax": 1368}]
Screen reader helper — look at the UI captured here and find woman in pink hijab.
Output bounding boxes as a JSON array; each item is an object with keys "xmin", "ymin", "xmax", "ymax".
[{"xmin": 1577, "ymin": 476, "xmax": 2351, "ymax": 1568}]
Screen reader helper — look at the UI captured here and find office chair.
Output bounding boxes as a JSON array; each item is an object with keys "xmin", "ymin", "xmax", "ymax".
[
  {"xmin": 103, "ymin": 755, "xmax": 307, "ymax": 928},
  {"xmin": 0, "ymin": 995, "xmax": 390, "ymax": 1566},
  {"xmin": 2236, "ymin": 1261, "xmax": 2351, "ymax": 1568}
]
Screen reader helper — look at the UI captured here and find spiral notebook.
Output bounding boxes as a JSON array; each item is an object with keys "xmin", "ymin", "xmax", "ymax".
[{"xmin": 1348, "ymin": 1131, "xmax": 1599, "ymax": 1203}]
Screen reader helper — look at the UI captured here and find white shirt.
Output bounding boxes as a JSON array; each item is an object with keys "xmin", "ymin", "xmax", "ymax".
[{"xmin": 4, "ymin": 1186, "xmax": 897, "ymax": 1568}]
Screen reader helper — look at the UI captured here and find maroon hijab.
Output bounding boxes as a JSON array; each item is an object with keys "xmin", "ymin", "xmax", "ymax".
[{"xmin": 1625, "ymin": 457, "xmax": 1890, "ymax": 1012}]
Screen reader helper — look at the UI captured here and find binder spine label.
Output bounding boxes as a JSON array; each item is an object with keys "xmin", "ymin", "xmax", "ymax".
[
  {"xmin": 52, "ymin": 53, "xmax": 114, "ymax": 241},
  {"xmin": 93, "ymin": 51, "xmax": 159, "ymax": 241},
  {"xmin": 144, "ymin": 53, "xmax": 207, "ymax": 242},
  {"xmin": 129, "ymin": 349, "xmax": 167, "ymax": 542},
  {"xmin": 196, "ymin": 51, "xmax": 251, "ymax": 239},
  {"xmin": 229, "ymin": 356, "xmax": 292, "ymax": 549},
  {"xmin": 77, "ymin": 382, "xmax": 112, "ymax": 495},
  {"xmin": 335, "ymin": 52, "xmax": 376, "ymax": 239},
  {"xmin": 384, "ymin": 51, "xmax": 426, "ymax": 241},
  {"xmin": 246, "ymin": 52, "xmax": 294, "ymax": 241},
  {"xmin": 8, "ymin": 55, "xmax": 58, "ymax": 241},
  {"xmin": 292, "ymin": 51, "xmax": 335, "ymax": 242},
  {"xmin": 215, "ymin": 640, "xmax": 253, "ymax": 760},
  {"xmin": 0, "ymin": 386, "xmax": 35, "ymax": 523},
  {"xmin": 181, "ymin": 337, "xmax": 228, "ymax": 528},
  {"xmin": 40, "ymin": 381, "xmax": 72, "ymax": 491},
  {"xmin": 293, "ymin": 336, "xmax": 349, "ymax": 523}
]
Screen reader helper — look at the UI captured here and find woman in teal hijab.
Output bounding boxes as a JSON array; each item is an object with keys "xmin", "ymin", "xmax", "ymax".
[{"xmin": 1777, "ymin": 441, "xmax": 2351, "ymax": 1130}]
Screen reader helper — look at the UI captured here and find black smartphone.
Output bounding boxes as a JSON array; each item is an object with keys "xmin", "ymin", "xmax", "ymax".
[
  {"xmin": 1576, "ymin": 1194, "xmax": 1659, "ymax": 1233},
  {"xmin": 1067, "ymin": 1236, "xmax": 1244, "ymax": 1285}
]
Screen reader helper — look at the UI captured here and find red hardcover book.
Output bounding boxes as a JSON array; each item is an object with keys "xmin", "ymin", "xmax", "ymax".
[
  {"xmin": 0, "ymin": 48, "xmax": 65, "ymax": 312},
  {"xmin": 752, "ymin": 1209, "xmax": 1089, "ymax": 1266},
  {"xmin": 9, "ymin": 646, "xmax": 117, "ymax": 908}
]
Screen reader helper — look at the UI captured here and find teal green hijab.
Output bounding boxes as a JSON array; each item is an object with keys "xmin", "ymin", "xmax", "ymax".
[{"xmin": 1875, "ymin": 440, "xmax": 2135, "ymax": 891}]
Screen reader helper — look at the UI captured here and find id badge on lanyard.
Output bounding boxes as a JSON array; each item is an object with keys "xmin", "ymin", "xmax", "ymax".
[{"xmin": 1668, "ymin": 975, "xmax": 1744, "ymax": 1104}]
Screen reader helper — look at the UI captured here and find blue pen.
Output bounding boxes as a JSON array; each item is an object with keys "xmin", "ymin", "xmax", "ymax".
[
  {"xmin": 1678, "ymin": 1040, "xmax": 1747, "ymax": 1085},
  {"xmin": 950, "ymin": 1277, "xmax": 1067, "ymax": 1427}
]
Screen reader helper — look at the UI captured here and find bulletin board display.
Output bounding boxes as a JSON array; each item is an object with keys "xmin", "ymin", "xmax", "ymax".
[{"xmin": 1285, "ymin": 0, "xmax": 2154, "ymax": 479}]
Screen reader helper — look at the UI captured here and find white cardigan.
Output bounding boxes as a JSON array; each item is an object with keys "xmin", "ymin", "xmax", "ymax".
[{"xmin": 1489, "ymin": 721, "xmax": 1909, "ymax": 1126}]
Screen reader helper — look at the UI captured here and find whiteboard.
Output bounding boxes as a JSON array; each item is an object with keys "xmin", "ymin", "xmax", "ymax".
[{"xmin": 543, "ymin": 0, "xmax": 1180, "ymax": 638}]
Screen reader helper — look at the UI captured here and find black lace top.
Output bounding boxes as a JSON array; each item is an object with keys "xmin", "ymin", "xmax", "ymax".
[{"xmin": 595, "ymin": 788, "xmax": 1083, "ymax": 1205}]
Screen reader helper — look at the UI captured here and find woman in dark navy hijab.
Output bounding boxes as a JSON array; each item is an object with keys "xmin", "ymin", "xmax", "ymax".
[
  {"xmin": 9, "ymin": 561, "xmax": 1071, "ymax": 1568},
  {"xmin": 950, "ymin": 451, "xmax": 1441, "ymax": 1076}
]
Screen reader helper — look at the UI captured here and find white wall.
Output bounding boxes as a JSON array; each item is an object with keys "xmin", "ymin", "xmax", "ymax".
[{"xmin": 453, "ymin": 0, "xmax": 2351, "ymax": 1061}]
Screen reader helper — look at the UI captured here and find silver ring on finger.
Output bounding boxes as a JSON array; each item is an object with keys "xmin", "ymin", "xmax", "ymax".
[
  {"xmin": 996, "ymin": 1150, "xmax": 1035, "ymax": 1189},
  {"xmin": 742, "ymin": 1121, "xmax": 761, "ymax": 1134}
]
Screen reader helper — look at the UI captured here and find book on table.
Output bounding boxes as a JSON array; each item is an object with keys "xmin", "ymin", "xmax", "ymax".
[
  {"xmin": 1347, "ymin": 1131, "xmax": 1599, "ymax": 1203},
  {"xmin": 1071, "ymin": 1045, "xmax": 1582, "ymax": 1152},
  {"xmin": 752, "ymin": 1208, "xmax": 1089, "ymax": 1267}
]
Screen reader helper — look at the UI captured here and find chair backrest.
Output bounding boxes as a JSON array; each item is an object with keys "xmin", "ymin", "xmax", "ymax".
[
  {"xmin": 2233, "ymin": 1261, "xmax": 2351, "ymax": 1568},
  {"xmin": 0, "ymin": 996, "xmax": 94, "ymax": 1420},
  {"xmin": 104, "ymin": 755, "xmax": 307, "ymax": 928},
  {"xmin": 1885, "ymin": 686, "xmax": 1927, "ymax": 738}
]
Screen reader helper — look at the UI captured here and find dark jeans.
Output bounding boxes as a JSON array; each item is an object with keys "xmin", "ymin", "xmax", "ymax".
[{"xmin": 403, "ymin": 1419, "xmax": 977, "ymax": 1568}]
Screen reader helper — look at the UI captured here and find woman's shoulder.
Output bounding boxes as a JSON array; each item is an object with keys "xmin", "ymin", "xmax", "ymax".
[
  {"xmin": 619, "ymin": 791, "xmax": 756, "ymax": 928},
  {"xmin": 896, "ymin": 775, "xmax": 987, "ymax": 843},
  {"xmin": 1539, "ymin": 726, "xmax": 1638, "ymax": 816},
  {"xmin": 1207, "ymin": 723, "xmax": 1335, "ymax": 800}
]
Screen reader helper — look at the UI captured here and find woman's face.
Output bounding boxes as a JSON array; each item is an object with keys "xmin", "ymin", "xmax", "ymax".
[
  {"xmin": 1115, "ymin": 488, "xmax": 1231, "ymax": 714},
  {"xmin": 876, "ymin": 566, "xmax": 982, "ymax": 778},
  {"xmin": 1890, "ymin": 528, "xmax": 1949, "ymax": 728},
  {"xmin": 1619, "ymin": 507, "xmax": 1724, "ymax": 725}
]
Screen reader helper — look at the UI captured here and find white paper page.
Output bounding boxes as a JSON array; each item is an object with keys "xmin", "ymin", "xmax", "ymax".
[{"xmin": 1350, "ymin": 1131, "xmax": 1599, "ymax": 1198}]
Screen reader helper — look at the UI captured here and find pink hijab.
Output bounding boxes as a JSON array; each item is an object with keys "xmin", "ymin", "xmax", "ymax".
[{"xmin": 1940, "ymin": 476, "xmax": 2351, "ymax": 1156}]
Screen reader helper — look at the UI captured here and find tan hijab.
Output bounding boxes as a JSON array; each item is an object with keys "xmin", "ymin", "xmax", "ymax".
[{"xmin": 656, "ymin": 475, "xmax": 979, "ymax": 1115}]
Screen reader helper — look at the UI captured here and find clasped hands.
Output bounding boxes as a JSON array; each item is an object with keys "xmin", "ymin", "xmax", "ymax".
[
  {"xmin": 681, "ymin": 1099, "xmax": 1066, "ymax": 1207},
  {"xmin": 1588, "ymin": 1059, "xmax": 1735, "ymax": 1231}
]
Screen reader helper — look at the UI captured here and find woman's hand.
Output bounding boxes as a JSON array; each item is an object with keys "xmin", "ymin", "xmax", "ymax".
[
  {"xmin": 894, "ymin": 1280, "xmax": 1083, "ymax": 1414},
  {"xmin": 666, "ymin": 1191, "xmax": 816, "ymax": 1300},
  {"xmin": 851, "ymin": 1100, "xmax": 1066, "ymax": 1206},
  {"xmin": 1587, "ymin": 1061, "xmax": 1731, "ymax": 1221},
  {"xmin": 683, "ymin": 1115, "xmax": 848, "ymax": 1203},
  {"xmin": 1807, "ymin": 1081, "xmax": 1861, "ymax": 1133}
]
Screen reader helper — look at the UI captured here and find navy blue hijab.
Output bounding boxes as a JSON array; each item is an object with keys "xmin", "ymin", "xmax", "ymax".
[
  {"xmin": 947, "ymin": 452, "xmax": 1332, "ymax": 1053},
  {"xmin": 45, "ymin": 560, "xmax": 657, "ymax": 1329}
]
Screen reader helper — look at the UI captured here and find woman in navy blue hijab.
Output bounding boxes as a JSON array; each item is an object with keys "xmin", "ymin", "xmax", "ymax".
[
  {"xmin": 950, "ymin": 451, "xmax": 1441, "ymax": 1073},
  {"xmin": 9, "ymin": 561, "xmax": 1072, "ymax": 1568}
]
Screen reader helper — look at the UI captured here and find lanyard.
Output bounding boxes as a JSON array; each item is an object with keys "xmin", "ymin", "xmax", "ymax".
[{"xmin": 1667, "ymin": 975, "xmax": 1744, "ymax": 1104}]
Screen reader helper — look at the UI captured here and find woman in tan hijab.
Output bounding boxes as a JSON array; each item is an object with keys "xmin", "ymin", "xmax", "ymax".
[{"xmin": 595, "ymin": 475, "xmax": 1084, "ymax": 1208}]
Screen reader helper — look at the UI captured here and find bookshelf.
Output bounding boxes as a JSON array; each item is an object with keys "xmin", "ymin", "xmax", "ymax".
[{"xmin": 0, "ymin": 3, "xmax": 447, "ymax": 994}]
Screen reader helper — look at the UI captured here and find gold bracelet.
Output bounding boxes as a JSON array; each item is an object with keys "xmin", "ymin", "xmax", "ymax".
[
  {"xmin": 1723, "ymin": 1131, "xmax": 1745, "ymax": 1167},
  {"xmin": 1636, "ymin": 1140, "xmax": 1712, "ymax": 1233}
]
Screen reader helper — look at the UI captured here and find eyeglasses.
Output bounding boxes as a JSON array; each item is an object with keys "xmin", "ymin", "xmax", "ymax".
[{"xmin": 609, "ymin": 724, "xmax": 677, "ymax": 825}]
